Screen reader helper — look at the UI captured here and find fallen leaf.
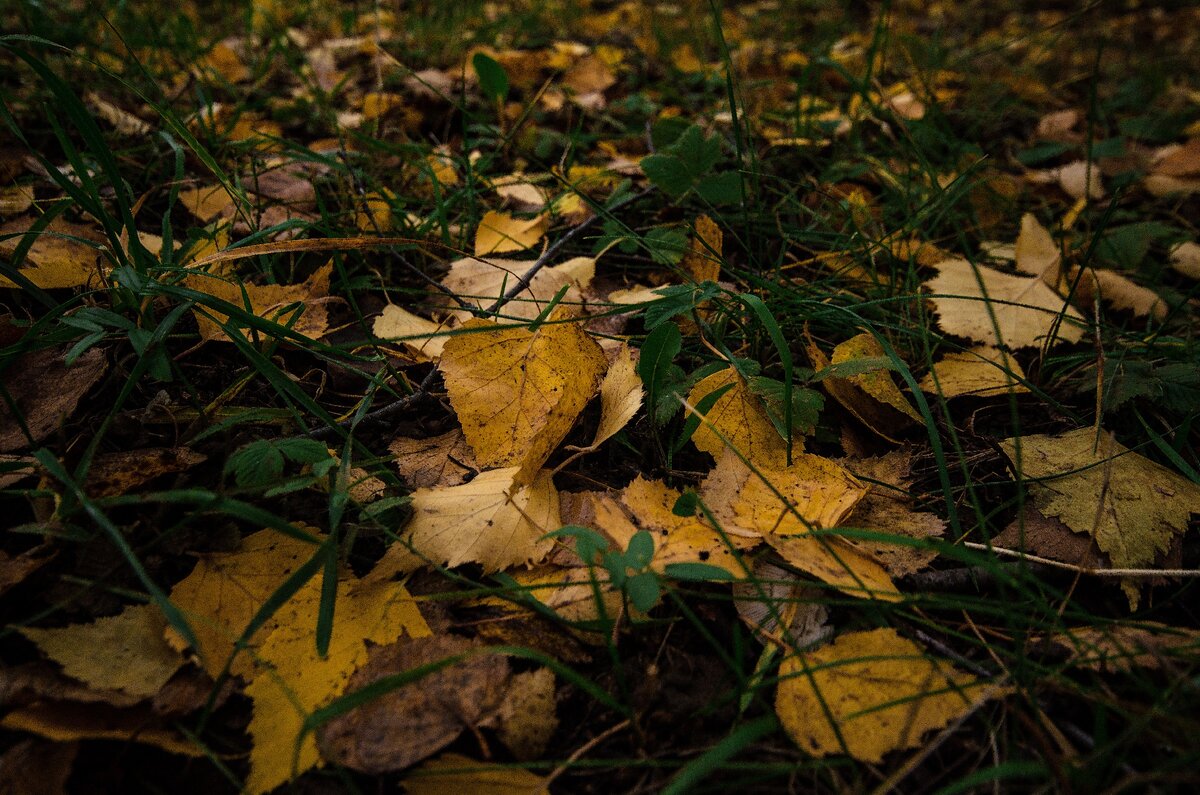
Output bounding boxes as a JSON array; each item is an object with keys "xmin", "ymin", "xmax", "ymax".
[
  {"xmin": 1069, "ymin": 266, "xmax": 1168, "ymax": 320},
  {"xmin": 1013, "ymin": 213, "xmax": 1061, "ymax": 284},
  {"xmin": 925, "ymin": 257, "xmax": 1086, "ymax": 348},
  {"xmin": 0, "ymin": 185, "xmax": 34, "ymax": 216},
  {"xmin": 0, "ymin": 347, "xmax": 106, "ymax": 453},
  {"xmin": 0, "ymin": 216, "xmax": 107, "ymax": 289},
  {"xmin": 681, "ymin": 215, "xmax": 723, "ymax": 283},
  {"xmin": 687, "ymin": 366, "xmax": 790, "ymax": 465},
  {"xmin": 1000, "ymin": 428, "xmax": 1200, "ymax": 608},
  {"xmin": 0, "ymin": 543, "xmax": 55, "ymax": 596},
  {"xmin": 776, "ymin": 628, "xmax": 1006, "ymax": 762},
  {"xmin": 0, "ymin": 738, "xmax": 76, "ymax": 795},
  {"xmin": 732, "ymin": 562, "xmax": 832, "ymax": 648},
  {"xmin": 245, "ymin": 577, "xmax": 431, "ymax": 793},
  {"xmin": 495, "ymin": 668, "xmax": 558, "ymax": 760},
  {"xmin": 83, "ymin": 447, "xmax": 206, "ymax": 498},
  {"xmin": 809, "ymin": 333, "xmax": 921, "ymax": 441},
  {"xmin": 1169, "ymin": 241, "xmax": 1200, "ymax": 280},
  {"xmin": 721, "ymin": 453, "xmax": 869, "ymax": 534},
  {"xmin": 440, "ymin": 255, "xmax": 594, "ymax": 323},
  {"xmin": 19, "ymin": 604, "xmax": 183, "ymax": 700},
  {"xmin": 1036, "ymin": 622, "xmax": 1200, "ymax": 673},
  {"xmin": 0, "ymin": 701, "xmax": 203, "ymax": 757},
  {"xmin": 389, "ymin": 429, "xmax": 477, "ymax": 488},
  {"xmin": 474, "ymin": 210, "xmax": 549, "ymax": 255},
  {"xmin": 918, "ymin": 346, "xmax": 1030, "ymax": 399},
  {"xmin": 317, "ymin": 635, "xmax": 509, "ymax": 774},
  {"xmin": 439, "ymin": 317, "xmax": 606, "ymax": 472},
  {"xmin": 373, "ymin": 304, "xmax": 453, "ymax": 360},
  {"xmin": 567, "ymin": 342, "xmax": 643, "ymax": 455},
  {"xmin": 992, "ymin": 507, "xmax": 1103, "ymax": 568},
  {"xmin": 404, "ymin": 467, "xmax": 559, "ymax": 571},
  {"xmin": 177, "ymin": 183, "xmax": 237, "ymax": 223},
  {"xmin": 185, "ymin": 262, "xmax": 333, "ymax": 343},
  {"xmin": 401, "ymin": 753, "xmax": 550, "ymax": 795}
]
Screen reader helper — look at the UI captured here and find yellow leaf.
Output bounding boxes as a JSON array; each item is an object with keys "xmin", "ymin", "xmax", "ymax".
[
  {"xmin": 681, "ymin": 215, "xmax": 722, "ymax": 283},
  {"xmin": 1, "ymin": 702, "xmax": 204, "ymax": 757},
  {"xmin": 1069, "ymin": 266, "xmax": 1167, "ymax": 320},
  {"xmin": 0, "ymin": 216, "xmax": 107, "ymax": 289},
  {"xmin": 1000, "ymin": 428, "xmax": 1200, "ymax": 608},
  {"xmin": 439, "ymin": 255, "xmax": 593, "ymax": 323},
  {"xmin": 687, "ymin": 367, "xmax": 790, "ymax": 466},
  {"xmin": 372, "ymin": 304, "xmax": 453, "ymax": 361},
  {"xmin": 724, "ymin": 454, "xmax": 869, "ymax": 534},
  {"xmin": 816, "ymin": 333, "xmax": 922, "ymax": 439},
  {"xmin": 439, "ymin": 317, "xmax": 606, "ymax": 472},
  {"xmin": 1169, "ymin": 241, "xmax": 1200, "ymax": 280},
  {"xmin": 474, "ymin": 210, "xmax": 549, "ymax": 255},
  {"xmin": 918, "ymin": 346, "xmax": 1030, "ymax": 399},
  {"xmin": 166, "ymin": 527, "xmax": 322, "ymax": 679},
  {"xmin": 184, "ymin": 262, "xmax": 332, "ymax": 343},
  {"xmin": 404, "ymin": 467, "xmax": 559, "ymax": 571},
  {"xmin": 776, "ymin": 628, "xmax": 1007, "ymax": 762},
  {"xmin": 1013, "ymin": 213, "xmax": 1061, "ymax": 284},
  {"xmin": 176, "ymin": 183, "xmax": 236, "ymax": 222},
  {"xmin": 925, "ymin": 257, "xmax": 1085, "ymax": 348},
  {"xmin": 401, "ymin": 753, "xmax": 550, "ymax": 795},
  {"xmin": 583, "ymin": 342, "xmax": 643, "ymax": 450},
  {"xmin": 19, "ymin": 604, "xmax": 183, "ymax": 699},
  {"xmin": 245, "ymin": 578, "xmax": 431, "ymax": 793}
]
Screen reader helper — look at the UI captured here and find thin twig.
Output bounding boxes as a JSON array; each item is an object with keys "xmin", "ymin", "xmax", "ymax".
[
  {"xmin": 962, "ymin": 542, "xmax": 1200, "ymax": 578},
  {"xmin": 544, "ymin": 718, "xmax": 632, "ymax": 788}
]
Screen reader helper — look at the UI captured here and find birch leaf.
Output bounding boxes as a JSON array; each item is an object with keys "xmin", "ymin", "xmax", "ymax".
[
  {"xmin": 373, "ymin": 305, "xmax": 453, "ymax": 361},
  {"xmin": 578, "ymin": 342, "xmax": 643, "ymax": 450},
  {"xmin": 440, "ymin": 255, "xmax": 593, "ymax": 323},
  {"xmin": 185, "ymin": 262, "xmax": 332, "ymax": 343},
  {"xmin": 687, "ymin": 367, "xmax": 790, "ymax": 466},
  {"xmin": 439, "ymin": 317, "xmax": 606, "ymax": 472},
  {"xmin": 919, "ymin": 346, "xmax": 1030, "ymax": 399},
  {"xmin": 809, "ymin": 333, "xmax": 920, "ymax": 441},
  {"xmin": 474, "ymin": 210, "xmax": 548, "ymax": 255}
]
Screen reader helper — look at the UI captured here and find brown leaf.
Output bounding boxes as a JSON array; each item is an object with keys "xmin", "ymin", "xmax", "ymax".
[
  {"xmin": 0, "ymin": 738, "xmax": 77, "ymax": 795},
  {"xmin": 400, "ymin": 753, "xmax": 551, "ymax": 794},
  {"xmin": 840, "ymin": 450, "xmax": 945, "ymax": 576},
  {"xmin": 0, "ymin": 347, "xmax": 106, "ymax": 453},
  {"xmin": 0, "ymin": 701, "xmax": 203, "ymax": 757},
  {"xmin": 389, "ymin": 429, "xmax": 477, "ymax": 488},
  {"xmin": 317, "ymin": 635, "xmax": 510, "ymax": 774},
  {"xmin": 84, "ymin": 447, "xmax": 206, "ymax": 498},
  {"xmin": 1069, "ymin": 266, "xmax": 1168, "ymax": 320}
]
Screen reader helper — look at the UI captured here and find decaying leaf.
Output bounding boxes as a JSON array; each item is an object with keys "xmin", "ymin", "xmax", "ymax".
[
  {"xmin": 808, "ymin": 333, "xmax": 920, "ymax": 441},
  {"xmin": 0, "ymin": 739, "xmax": 77, "ymax": 795},
  {"xmin": 732, "ymin": 562, "xmax": 832, "ymax": 648},
  {"xmin": 185, "ymin": 262, "xmax": 333, "ymax": 343},
  {"xmin": 389, "ymin": 429, "xmax": 477, "ymax": 488},
  {"xmin": 495, "ymin": 668, "xmax": 558, "ymax": 760},
  {"xmin": 919, "ymin": 346, "xmax": 1030, "ymax": 399},
  {"xmin": 0, "ymin": 347, "xmax": 106, "ymax": 453},
  {"xmin": 1036, "ymin": 622, "xmax": 1200, "ymax": 673},
  {"xmin": 776, "ymin": 628, "xmax": 1007, "ymax": 762},
  {"xmin": 1000, "ymin": 428, "xmax": 1200, "ymax": 608},
  {"xmin": 0, "ymin": 216, "xmax": 107, "ymax": 289},
  {"xmin": 83, "ymin": 447, "xmax": 206, "ymax": 498},
  {"xmin": 439, "ymin": 255, "xmax": 594, "ymax": 323},
  {"xmin": 687, "ymin": 366, "xmax": 790, "ymax": 465},
  {"xmin": 1069, "ymin": 266, "xmax": 1167, "ymax": 320},
  {"xmin": 681, "ymin": 214, "xmax": 723, "ymax": 283},
  {"xmin": 474, "ymin": 210, "xmax": 549, "ymax": 255},
  {"xmin": 401, "ymin": 753, "xmax": 551, "ymax": 795},
  {"xmin": 0, "ymin": 701, "xmax": 203, "ymax": 757},
  {"xmin": 439, "ymin": 317, "xmax": 606, "ymax": 472},
  {"xmin": 244, "ymin": 577, "xmax": 431, "ymax": 793},
  {"xmin": 404, "ymin": 467, "xmax": 559, "ymax": 571},
  {"xmin": 925, "ymin": 257, "xmax": 1086, "ymax": 348},
  {"xmin": 317, "ymin": 635, "xmax": 509, "ymax": 774},
  {"xmin": 373, "ymin": 305, "xmax": 454, "ymax": 361},
  {"xmin": 1169, "ymin": 241, "xmax": 1200, "ymax": 280},
  {"xmin": 19, "ymin": 604, "xmax": 183, "ymax": 700}
]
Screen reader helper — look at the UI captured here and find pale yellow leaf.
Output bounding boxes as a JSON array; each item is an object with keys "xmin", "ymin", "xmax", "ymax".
[
  {"xmin": 372, "ymin": 304, "xmax": 453, "ymax": 361},
  {"xmin": 1000, "ymin": 428, "xmax": 1200, "ymax": 608},
  {"xmin": 474, "ymin": 210, "xmax": 548, "ymax": 255},
  {"xmin": 439, "ymin": 317, "xmax": 606, "ymax": 472},
  {"xmin": 404, "ymin": 467, "xmax": 559, "ymax": 571},
  {"xmin": 20, "ymin": 604, "xmax": 183, "ymax": 699},
  {"xmin": 401, "ymin": 753, "xmax": 550, "ymax": 795},
  {"xmin": 439, "ymin": 256, "xmax": 593, "ymax": 323},
  {"xmin": 1169, "ymin": 241, "xmax": 1200, "ymax": 280},
  {"xmin": 495, "ymin": 668, "xmax": 558, "ymax": 760},
  {"xmin": 1037, "ymin": 622, "xmax": 1200, "ymax": 673},
  {"xmin": 687, "ymin": 367, "xmax": 790, "ymax": 466},
  {"xmin": 1013, "ymin": 213, "xmax": 1061, "ymax": 284},
  {"xmin": 776, "ymin": 628, "xmax": 1007, "ymax": 762},
  {"xmin": 919, "ymin": 346, "xmax": 1030, "ymax": 398},
  {"xmin": 586, "ymin": 343, "xmax": 643, "ymax": 449},
  {"xmin": 1070, "ymin": 266, "xmax": 1167, "ymax": 320},
  {"xmin": 925, "ymin": 257, "xmax": 1085, "ymax": 348},
  {"xmin": 184, "ymin": 262, "xmax": 332, "ymax": 343},
  {"xmin": 1, "ymin": 702, "xmax": 203, "ymax": 757}
]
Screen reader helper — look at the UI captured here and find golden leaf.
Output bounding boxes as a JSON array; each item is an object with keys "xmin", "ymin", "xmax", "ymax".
[
  {"xmin": 681, "ymin": 215, "xmax": 723, "ymax": 283},
  {"xmin": 925, "ymin": 257, "xmax": 1085, "ymax": 348},
  {"xmin": 184, "ymin": 262, "xmax": 332, "ymax": 343},
  {"xmin": 776, "ymin": 628, "xmax": 1007, "ymax": 762},
  {"xmin": 474, "ymin": 210, "xmax": 549, "ymax": 255},
  {"xmin": 1, "ymin": 702, "xmax": 204, "ymax": 757},
  {"xmin": 1000, "ymin": 428, "xmax": 1200, "ymax": 608},
  {"xmin": 439, "ymin": 255, "xmax": 593, "ymax": 323},
  {"xmin": 1013, "ymin": 213, "xmax": 1061, "ymax": 284},
  {"xmin": 687, "ymin": 367, "xmax": 790, "ymax": 466},
  {"xmin": 574, "ymin": 342, "xmax": 643, "ymax": 452},
  {"xmin": 918, "ymin": 346, "xmax": 1030, "ymax": 399},
  {"xmin": 401, "ymin": 753, "xmax": 550, "ymax": 795},
  {"xmin": 372, "ymin": 304, "xmax": 453, "ymax": 361},
  {"xmin": 809, "ymin": 333, "xmax": 921, "ymax": 441},
  {"xmin": 0, "ymin": 216, "xmax": 107, "ymax": 289},
  {"xmin": 404, "ymin": 467, "xmax": 559, "ymax": 571},
  {"xmin": 20, "ymin": 604, "xmax": 183, "ymax": 699},
  {"xmin": 439, "ymin": 317, "xmax": 606, "ymax": 472}
]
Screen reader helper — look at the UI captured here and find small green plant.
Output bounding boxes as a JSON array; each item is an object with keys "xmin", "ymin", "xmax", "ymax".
[
  {"xmin": 553, "ymin": 525, "xmax": 661, "ymax": 613},
  {"xmin": 224, "ymin": 437, "xmax": 335, "ymax": 494}
]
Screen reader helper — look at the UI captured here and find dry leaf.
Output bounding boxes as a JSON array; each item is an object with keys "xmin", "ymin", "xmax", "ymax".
[
  {"xmin": 732, "ymin": 562, "xmax": 832, "ymax": 648},
  {"xmin": 1000, "ymin": 428, "xmax": 1200, "ymax": 608},
  {"xmin": 439, "ymin": 317, "xmax": 606, "ymax": 472},
  {"xmin": 839, "ymin": 450, "xmax": 944, "ymax": 576},
  {"xmin": 0, "ymin": 738, "xmax": 76, "ymax": 795},
  {"xmin": 569, "ymin": 342, "xmax": 643, "ymax": 454},
  {"xmin": 317, "ymin": 635, "xmax": 509, "ymax": 774},
  {"xmin": 0, "ymin": 216, "xmax": 107, "ymax": 289},
  {"xmin": 373, "ymin": 305, "xmax": 453, "ymax": 361},
  {"xmin": 925, "ymin": 257, "xmax": 1086, "ymax": 348},
  {"xmin": 1, "ymin": 701, "xmax": 203, "ymax": 757},
  {"xmin": 495, "ymin": 668, "xmax": 558, "ymax": 760},
  {"xmin": 681, "ymin": 214, "xmax": 723, "ymax": 283},
  {"xmin": 84, "ymin": 447, "xmax": 206, "ymax": 498},
  {"xmin": 389, "ymin": 429, "xmax": 477, "ymax": 488},
  {"xmin": 776, "ymin": 628, "xmax": 1006, "ymax": 762},
  {"xmin": 474, "ymin": 210, "xmax": 549, "ymax": 255},
  {"xmin": 1013, "ymin": 213, "xmax": 1061, "ymax": 284},
  {"xmin": 811, "ymin": 333, "xmax": 921, "ymax": 441},
  {"xmin": 185, "ymin": 262, "xmax": 332, "ymax": 343},
  {"xmin": 404, "ymin": 467, "xmax": 559, "ymax": 571},
  {"xmin": 687, "ymin": 367, "xmax": 790, "ymax": 465},
  {"xmin": 1069, "ymin": 266, "xmax": 1168, "ymax": 320},
  {"xmin": 177, "ymin": 183, "xmax": 236, "ymax": 222},
  {"xmin": 245, "ymin": 577, "xmax": 431, "ymax": 793},
  {"xmin": 19, "ymin": 604, "xmax": 183, "ymax": 700},
  {"xmin": 1037, "ymin": 622, "xmax": 1200, "ymax": 673},
  {"xmin": 1169, "ymin": 241, "xmax": 1200, "ymax": 280},
  {"xmin": 919, "ymin": 346, "xmax": 1030, "ymax": 398},
  {"xmin": 0, "ymin": 347, "xmax": 106, "ymax": 453},
  {"xmin": 401, "ymin": 753, "xmax": 550, "ymax": 795},
  {"xmin": 440, "ymin": 255, "xmax": 593, "ymax": 323}
]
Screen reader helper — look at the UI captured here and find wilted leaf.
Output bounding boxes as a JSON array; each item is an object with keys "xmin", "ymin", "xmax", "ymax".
[
  {"xmin": 687, "ymin": 367, "xmax": 790, "ymax": 465},
  {"xmin": 373, "ymin": 304, "xmax": 453, "ymax": 361},
  {"xmin": 808, "ymin": 333, "xmax": 920, "ymax": 440},
  {"xmin": 732, "ymin": 562, "xmax": 831, "ymax": 648},
  {"xmin": 495, "ymin": 668, "xmax": 558, "ymax": 760},
  {"xmin": 401, "ymin": 753, "xmax": 550, "ymax": 795},
  {"xmin": 0, "ymin": 216, "xmax": 107, "ymax": 289},
  {"xmin": 776, "ymin": 628, "xmax": 1007, "ymax": 762},
  {"xmin": 0, "ymin": 347, "xmax": 106, "ymax": 453},
  {"xmin": 1013, "ymin": 213, "xmax": 1061, "ymax": 284},
  {"xmin": 389, "ymin": 429, "xmax": 477, "ymax": 488},
  {"xmin": 568, "ymin": 342, "xmax": 642, "ymax": 454},
  {"xmin": 919, "ymin": 346, "xmax": 1030, "ymax": 399},
  {"xmin": 20, "ymin": 604, "xmax": 183, "ymax": 700},
  {"xmin": 84, "ymin": 447, "xmax": 206, "ymax": 498},
  {"xmin": 925, "ymin": 257, "xmax": 1085, "ymax": 348},
  {"xmin": 681, "ymin": 214, "xmax": 722, "ymax": 283},
  {"xmin": 245, "ymin": 577, "xmax": 431, "ymax": 793},
  {"xmin": 0, "ymin": 739, "xmax": 76, "ymax": 795},
  {"xmin": 404, "ymin": 467, "xmax": 559, "ymax": 571},
  {"xmin": 440, "ymin": 255, "xmax": 593, "ymax": 323},
  {"xmin": 317, "ymin": 635, "xmax": 509, "ymax": 774},
  {"xmin": 474, "ymin": 210, "xmax": 549, "ymax": 255},
  {"xmin": 1036, "ymin": 622, "xmax": 1200, "ymax": 673},
  {"xmin": 439, "ymin": 317, "xmax": 606, "ymax": 472},
  {"xmin": 1000, "ymin": 428, "xmax": 1200, "ymax": 608},
  {"xmin": 185, "ymin": 262, "xmax": 332, "ymax": 343},
  {"xmin": 1, "ymin": 701, "xmax": 203, "ymax": 757},
  {"xmin": 1069, "ymin": 266, "xmax": 1167, "ymax": 320}
]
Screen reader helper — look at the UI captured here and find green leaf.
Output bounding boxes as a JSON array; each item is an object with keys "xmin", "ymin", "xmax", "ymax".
[
  {"xmin": 672, "ymin": 489, "xmax": 699, "ymax": 517},
  {"xmin": 626, "ymin": 571, "xmax": 661, "ymax": 612},
  {"xmin": 645, "ymin": 226, "xmax": 689, "ymax": 265},
  {"xmin": 472, "ymin": 53, "xmax": 509, "ymax": 102},
  {"xmin": 695, "ymin": 171, "xmax": 742, "ymax": 205},
  {"xmin": 663, "ymin": 562, "xmax": 736, "ymax": 581},
  {"xmin": 626, "ymin": 530, "xmax": 655, "ymax": 569},
  {"xmin": 641, "ymin": 154, "xmax": 693, "ymax": 197}
]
